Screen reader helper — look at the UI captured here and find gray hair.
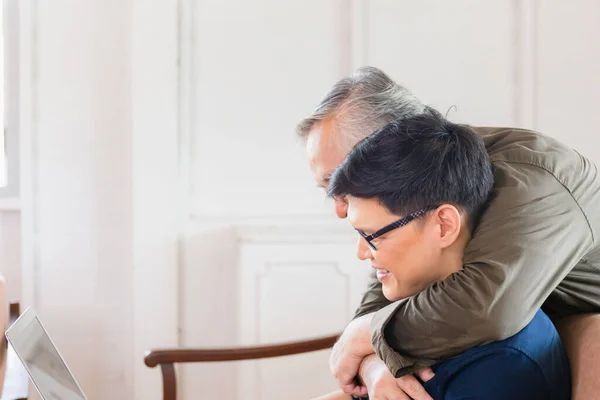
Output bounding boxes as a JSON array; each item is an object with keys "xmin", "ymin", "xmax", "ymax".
[{"xmin": 296, "ymin": 66, "xmax": 427, "ymax": 152}]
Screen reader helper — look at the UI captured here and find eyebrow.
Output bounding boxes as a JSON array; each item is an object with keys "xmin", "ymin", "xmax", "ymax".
[{"xmin": 350, "ymin": 222, "xmax": 377, "ymax": 235}]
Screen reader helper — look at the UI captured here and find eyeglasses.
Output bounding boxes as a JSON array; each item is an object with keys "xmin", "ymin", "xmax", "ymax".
[{"xmin": 356, "ymin": 205, "xmax": 439, "ymax": 251}]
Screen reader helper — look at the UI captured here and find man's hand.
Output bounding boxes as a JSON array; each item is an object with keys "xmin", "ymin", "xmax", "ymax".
[
  {"xmin": 330, "ymin": 314, "xmax": 376, "ymax": 395},
  {"xmin": 359, "ymin": 354, "xmax": 435, "ymax": 400}
]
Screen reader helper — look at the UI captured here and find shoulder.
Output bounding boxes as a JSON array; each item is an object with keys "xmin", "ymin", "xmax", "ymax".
[
  {"xmin": 470, "ymin": 126, "xmax": 600, "ymax": 244},
  {"xmin": 430, "ymin": 310, "xmax": 569, "ymax": 399},
  {"xmin": 470, "ymin": 126, "xmax": 574, "ymax": 193},
  {"xmin": 472, "ymin": 126, "xmax": 574, "ymax": 165},
  {"xmin": 435, "ymin": 347, "xmax": 554, "ymax": 400},
  {"xmin": 472, "ymin": 126, "xmax": 597, "ymax": 191},
  {"xmin": 436, "ymin": 310, "xmax": 570, "ymax": 398}
]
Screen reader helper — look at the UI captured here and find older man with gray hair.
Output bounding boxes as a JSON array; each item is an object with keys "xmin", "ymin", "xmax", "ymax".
[{"xmin": 298, "ymin": 66, "xmax": 600, "ymax": 400}]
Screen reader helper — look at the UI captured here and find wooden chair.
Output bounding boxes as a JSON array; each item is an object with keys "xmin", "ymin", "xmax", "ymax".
[
  {"xmin": 144, "ymin": 333, "xmax": 340, "ymax": 400},
  {"xmin": 2, "ymin": 302, "xmax": 28, "ymax": 400}
]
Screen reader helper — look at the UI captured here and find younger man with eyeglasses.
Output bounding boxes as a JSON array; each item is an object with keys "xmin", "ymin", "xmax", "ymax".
[{"xmin": 316, "ymin": 110, "xmax": 571, "ymax": 399}]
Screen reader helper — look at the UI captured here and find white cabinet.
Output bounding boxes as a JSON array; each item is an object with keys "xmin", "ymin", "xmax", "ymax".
[
  {"xmin": 237, "ymin": 238, "xmax": 371, "ymax": 399},
  {"xmin": 180, "ymin": 221, "xmax": 371, "ymax": 400}
]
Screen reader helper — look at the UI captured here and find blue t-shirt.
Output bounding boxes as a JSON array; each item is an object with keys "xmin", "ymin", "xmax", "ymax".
[{"xmin": 421, "ymin": 309, "xmax": 571, "ymax": 399}]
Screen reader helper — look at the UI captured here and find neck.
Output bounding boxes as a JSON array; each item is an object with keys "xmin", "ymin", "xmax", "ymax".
[
  {"xmin": 438, "ymin": 232, "xmax": 469, "ymax": 279},
  {"xmin": 439, "ymin": 249, "xmax": 464, "ymax": 280}
]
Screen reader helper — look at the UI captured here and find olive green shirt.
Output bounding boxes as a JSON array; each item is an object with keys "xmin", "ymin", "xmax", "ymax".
[{"xmin": 354, "ymin": 127, "xmax": 600, "ymax": 377}]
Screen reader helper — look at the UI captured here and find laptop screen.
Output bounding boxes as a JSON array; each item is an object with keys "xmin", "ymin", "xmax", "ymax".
[{"xmin": 6, "ymin": 309, "xmax": 87, "ymax": 400}]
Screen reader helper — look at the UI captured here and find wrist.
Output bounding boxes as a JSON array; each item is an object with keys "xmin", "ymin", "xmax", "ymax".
[
  {"xmin": 358, "ymin": 353, "xmax": 379, "ymax": 378},
  {"xmin": 350, "ymin": 313, "xmax": 375, "ymax": 356}
]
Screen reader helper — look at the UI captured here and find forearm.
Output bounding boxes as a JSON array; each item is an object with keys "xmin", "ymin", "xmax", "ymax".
[
  {"xmin": 555, "ymin": 313, "xmax": 600, "ymax": 400},
  {"xmin": 346, "ymin": 313, "xmax": 375, "ymax": 357},
  {"xmin": 328, "ymin": 313, "xmax": 376, "ymax": 397},
  {"xmin": 357, "ymin": 353, "xmax": 383, "ymax": 385}
]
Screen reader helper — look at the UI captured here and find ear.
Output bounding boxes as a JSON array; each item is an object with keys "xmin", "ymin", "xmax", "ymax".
[{"xmin": 433, "ymin": 204, "xmax": 463, "ymax": 248}]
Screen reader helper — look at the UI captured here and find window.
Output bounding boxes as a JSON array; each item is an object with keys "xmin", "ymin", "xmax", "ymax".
[
  {"xmin": 0, "ymin": 1, "xmax": 5, "ymax": 188},
  {"xmin": 0, "ymin": 0, "xmax": 18, "ymax": 200}
]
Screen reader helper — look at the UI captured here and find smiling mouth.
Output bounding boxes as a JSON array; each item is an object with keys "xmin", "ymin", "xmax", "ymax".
[{"xmin": 371, "ymin": 264, "xmax": 387, "ymax": 271}]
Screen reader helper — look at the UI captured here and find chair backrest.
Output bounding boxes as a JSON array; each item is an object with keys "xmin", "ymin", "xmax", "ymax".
[
  {"xmin": 144, "ymin": 333, "xmax": 339, "ymax": 400},
  {"xmin": 8, "ymin": 304, "xmax": 19, "ymax": 325},
  {"xmin": 2, "ymin": 302, "xmax": 28, "ymax": 400}
]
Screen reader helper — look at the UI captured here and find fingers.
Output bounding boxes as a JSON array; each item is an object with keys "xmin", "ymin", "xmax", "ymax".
[
  {"xmin": 350, "ymin": 385, "xmax": 368, "ymax": 398},
  {"xmin": 395, "ymin": 374, "xmax": 433, "ymax": 400},
  {"xmin": 386, "ymin": 392, "xmax": 411, "ymax": 400},
  {"xmin": 330, "ymin": 343, "xmax": 364, "ymax": 394},
  {"xmin": 310, "ymin": 390, "xmax": 356, "ymax": 400},
  {"xmin": 367, "ymin": 389, "xmax": 411, "ymax": 400},
  {"xmin": 369, "ymin": 376, "xmax": 412, "ymax": 400},
  {"xmin": 334, "ymin": 372, "xmax": 358, "ymax": 393},
  {"xmin": 374, "ymin": 389, "xmax": 411, "ymax": 400},
  {"xmin": 414, "ymin": 367, "xmax": 435, "ymax": 383},
  {"xmin": 340, "ymin": 383, "xmax": 359, "ymax": 395},
  {"xmin": 332, "ymin": 366, "xmax": 361, "ymax": 394}
]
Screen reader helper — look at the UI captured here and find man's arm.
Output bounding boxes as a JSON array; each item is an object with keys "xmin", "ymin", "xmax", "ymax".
[
  {"xmin": 330, "ymin": 312, "xmax": 435, "ymax": 399},
  {"xmin": 357, "ymin": 354, "xmax": 433, "ymax": 400},
  {"xmin": 353, "ymin": 274, "xmax": 391, "ymax": 319},
  {"xmin": 372, "ymin": 162, "xmax": 595, "ymax": 376},
  {"xmin": 555, "ymin": 314, "xmax": 600, "ymax": 400}
]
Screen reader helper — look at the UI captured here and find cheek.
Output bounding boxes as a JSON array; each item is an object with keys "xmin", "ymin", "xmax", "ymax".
[
  {"xmin": 378, "ymin": 234, "xmax": 435, "ymax": 295},
  {"xmin": 386, "ymin": 252, "xmax": 423, "ymax": 284},
  {"xmin": 377, "ymin": 233, "xmax": 420, "ymax": 275},
  {"xmin": 376, "ymin": 247, "xmax": 405, "ymax": 275}
]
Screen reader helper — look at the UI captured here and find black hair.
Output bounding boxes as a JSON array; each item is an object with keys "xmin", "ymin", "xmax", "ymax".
[{"xmin": 328, "ymin": 109, "xmax": 494, "ymax": 229}]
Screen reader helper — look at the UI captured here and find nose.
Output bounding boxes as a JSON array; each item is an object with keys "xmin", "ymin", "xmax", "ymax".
[
  {"xmin": 334, "ymin": 196, "xmax": 348, "ymax": 219},
  {"xmin": 356, "ymin": 236, "xmax": 373, "ymax": 261}
]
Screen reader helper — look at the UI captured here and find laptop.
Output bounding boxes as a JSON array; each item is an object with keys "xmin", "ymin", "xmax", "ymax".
[{"xmin": 5, "ymin": 307, "xmax": 88, "ymax": 400}]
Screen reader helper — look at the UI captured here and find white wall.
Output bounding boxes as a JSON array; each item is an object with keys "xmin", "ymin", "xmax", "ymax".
[
  {"xmin": 8, "ymin": 1, "xmax": 600, "ymax": 399},
  {"xmin": 366, "ymin": 0, "xmax": 600, "ymax": 164},
  {"xmin": 0, "ymin": 211, "xmax": 20, "ymax": 301},
  {"xmin": 0, "ymin": 0, "xmax": 22, "ymax": 303},
  {"xmin": 535, "ymin": 1, "xmax": 600, "ymax": 160},
  {"xmin": 18, "ymin": 0, "xmax": 181, "ymax": 399},
  {"xmin": 0, "ymin": 0, "xmax": 20, "ymax": 198},
  {"xmin": 19, "ymin": 1, "xmax": 137, "ymax": 398},
  {"xmin": 131, "ymin": 1, "xmax": 180, "ymax": 399}
]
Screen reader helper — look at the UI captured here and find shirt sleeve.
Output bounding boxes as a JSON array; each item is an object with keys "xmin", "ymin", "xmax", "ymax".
[
  {"xmin": 371, "ymin": 162, "xmax": 595, "ymax": 377},
  {"xmin": 352, "ymin": 273, "xmax": 392, "ymax": 320}
]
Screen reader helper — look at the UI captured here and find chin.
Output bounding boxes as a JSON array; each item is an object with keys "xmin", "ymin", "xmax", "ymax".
[
  {"xmin": 383, "ymin": 283, "xmax": 416, "ymax": 302},
  {"xmin": 382, "ymin": 286, "xmax": 403, "ymax": 302}
]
